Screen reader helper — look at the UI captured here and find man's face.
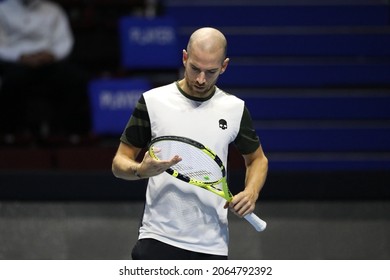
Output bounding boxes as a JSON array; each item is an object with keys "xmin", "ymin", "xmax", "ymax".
[{"xmin": 182, "ymin": 48, "xmax": 228, "ymax": 97}]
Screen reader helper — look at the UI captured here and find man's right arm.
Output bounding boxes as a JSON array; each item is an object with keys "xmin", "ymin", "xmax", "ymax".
[
  {"xmin": 112, "ymin": 142, "xmax": 143, "ymax": 180},
  {"xmin": 112, "ymin": 141, "xmax": 182, "ymax": 180}
]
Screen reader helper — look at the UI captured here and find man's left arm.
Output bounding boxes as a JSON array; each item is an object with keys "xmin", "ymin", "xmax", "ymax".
[{"xmin": 227, "ymin": 145, "xmax": 268, "ymax": 217}]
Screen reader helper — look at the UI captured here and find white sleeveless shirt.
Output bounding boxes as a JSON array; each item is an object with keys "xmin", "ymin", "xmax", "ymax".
[{"xmin": 139, "ymin": 82, "xmax": 245, "ymax": 256}]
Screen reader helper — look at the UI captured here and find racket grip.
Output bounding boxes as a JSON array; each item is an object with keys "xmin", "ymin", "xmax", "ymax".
[{"xmin": 244, "ymin": 212, "xmax": 267, "ymax": 232}]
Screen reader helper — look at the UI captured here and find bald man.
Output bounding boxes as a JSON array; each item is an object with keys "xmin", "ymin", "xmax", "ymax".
[{"xmin": 112, "ymin": 27, "xmax": 268, "ymax": 260}]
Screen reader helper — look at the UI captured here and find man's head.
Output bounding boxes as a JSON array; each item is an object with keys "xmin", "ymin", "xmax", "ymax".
[{"xmin": 181, "ymin": 27, "xmax": 229, "ymax": 98}]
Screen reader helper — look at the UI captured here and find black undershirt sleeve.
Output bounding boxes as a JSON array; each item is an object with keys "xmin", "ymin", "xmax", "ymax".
[
  {"xmin": 233, "ymin": 106, "xmax": 261, "ymax": 155},
  {"xmin": 120, "ymin": 95, "xmax": 151, "ymax": 148}
]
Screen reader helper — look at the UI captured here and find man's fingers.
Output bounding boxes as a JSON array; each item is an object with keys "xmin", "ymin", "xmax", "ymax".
[{"xmin": 170, "ymin": 155, "xmax": 182, "ymax": 164}]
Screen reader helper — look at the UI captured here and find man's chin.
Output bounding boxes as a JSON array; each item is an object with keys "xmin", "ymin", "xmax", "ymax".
[{"xmin": 193, "ymin": 86, "xmax": 208, "ymax": 94}]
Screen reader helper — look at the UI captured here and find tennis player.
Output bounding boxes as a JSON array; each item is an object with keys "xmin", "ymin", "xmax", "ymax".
[{"xmin": 112, "ymin": 27, "xmax": 268, "ymax": 259}]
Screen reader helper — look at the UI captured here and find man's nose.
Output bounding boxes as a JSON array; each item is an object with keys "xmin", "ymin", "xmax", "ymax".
[{"xmin": 196, "ymin": 72, "xmax": 206, "ymax": 84}]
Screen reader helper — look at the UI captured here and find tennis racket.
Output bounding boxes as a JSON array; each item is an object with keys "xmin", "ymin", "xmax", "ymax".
[{"xmin": 148, "ymin": 135, "xmax": 267, "ymax": 232}]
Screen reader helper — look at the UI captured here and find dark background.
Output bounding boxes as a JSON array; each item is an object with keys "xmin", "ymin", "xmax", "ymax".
[{"xmin": 0, "ymin": 0, "xmax": 389, "ymax": 259}]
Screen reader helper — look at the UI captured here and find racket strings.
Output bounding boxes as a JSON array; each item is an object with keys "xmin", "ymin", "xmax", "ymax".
[
  {"xmin": 176, "ymin": 167, "xmax": 213, "ymax": 179},
  {"xmin": 151, "ymin": 140, "xmax": 223, "ymax": 182}
]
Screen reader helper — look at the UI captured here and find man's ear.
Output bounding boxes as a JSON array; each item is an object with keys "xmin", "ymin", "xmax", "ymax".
[
  {"xmin": 182, "ymin": 49, "xmax": 188, "ymax": 66},
  {"xmin": 220, "ymin": 57, "xmax": 230, "ymax": 74}
]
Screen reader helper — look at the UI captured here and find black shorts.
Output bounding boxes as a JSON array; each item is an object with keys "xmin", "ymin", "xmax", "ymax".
[{"xmin": 131, "ymin": 238, "xmax": 228, "ymax": 260}]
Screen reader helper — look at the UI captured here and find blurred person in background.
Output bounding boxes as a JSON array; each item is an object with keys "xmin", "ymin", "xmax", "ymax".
[{"xmin": 0, "ymin": 0, "xmax": 90, "ymax": 144}]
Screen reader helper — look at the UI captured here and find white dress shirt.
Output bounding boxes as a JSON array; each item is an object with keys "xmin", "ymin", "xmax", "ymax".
[{"xmin": 0, "ymin": 0, "xmax": 74, "ymax": 62}]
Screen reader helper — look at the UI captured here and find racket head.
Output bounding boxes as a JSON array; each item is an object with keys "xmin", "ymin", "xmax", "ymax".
[{"xmin": 148, "ymin": 136, "xmax": 233, "ymax": 201}]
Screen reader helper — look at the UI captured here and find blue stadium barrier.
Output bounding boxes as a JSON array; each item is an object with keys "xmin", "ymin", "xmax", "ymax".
[
  {"xmin": 268, "ymin": 156, "xmax": 390, "ymax": 171},
  {"xmin": 161, "ymin": 3, "xmax": 390, "ymax": 173},
  {"xmin": 119, "ymin": 16, "xmax": 181, "ymax": 69},
  {"xmin": 239, "ymin": 95, "xmax": 390, "ymax": 120},
  {"xmin": 166, "ymin": 5, "xmax": 390, "ymax": 27},
  {"xmin": 221, "ymin": 34, "xmax": 390, "ymax": 57},
  {"xmin": 256, "ymin": 127, "xmax": 390, "ymax": 152},
  {"xmin": 219, "ymin": 63, "xmax": 390, "ymax": 87},
  {"xmin": 88, "ymin": 78, "xmax": 151, "ymax": 135}
]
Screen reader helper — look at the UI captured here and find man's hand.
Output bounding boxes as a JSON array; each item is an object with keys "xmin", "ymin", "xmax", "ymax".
[
  {"xmin": 136, "ymin": 148, "xmax": 182, "ymax": 178},
  {"xmin": 224, "ymin": 188, "xmax": 259, "ymax": 217},
  {"xmin": 20, "ymin": 51, "xmax": 55, "ymax": 67}
]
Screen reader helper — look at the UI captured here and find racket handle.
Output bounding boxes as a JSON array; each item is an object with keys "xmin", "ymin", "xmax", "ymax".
[{"xmin": 244, "ymin": 212, "xmax": 267, "ymax": 232}]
